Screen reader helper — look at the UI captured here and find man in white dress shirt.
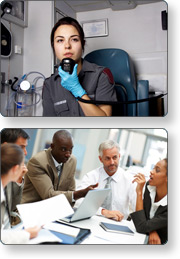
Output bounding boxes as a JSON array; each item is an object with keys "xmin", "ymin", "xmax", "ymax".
[{"xmin": 76, "ymin": 140, "xmax": 136, "ymax": 221}]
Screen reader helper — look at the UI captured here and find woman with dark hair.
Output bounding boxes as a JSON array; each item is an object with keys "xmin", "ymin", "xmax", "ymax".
[
  {"xmin": 1, "ymin": 143, "xmax": 40, "ymax": 244},
  {"xmin": 130, "ymin": 159, "xmax": 167, "ymax": 244},
  {"xmin": 43, "ymin": 17, "xmax": 117, "ymax": 117}
]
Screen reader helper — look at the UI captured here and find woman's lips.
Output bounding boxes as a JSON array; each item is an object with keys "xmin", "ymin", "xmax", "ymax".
[
  {"xmin": 149, "ymin": 176, "xmax": 153, "ymax": 183},
  {"xmin": 64, "ymin": 53, "xmax": 73, "ymax": 58}
]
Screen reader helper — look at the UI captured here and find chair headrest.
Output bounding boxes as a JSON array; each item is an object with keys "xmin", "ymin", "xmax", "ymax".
[{"xmin": 84, "ymin": 48, "xmax": 136, "ymax": 93}]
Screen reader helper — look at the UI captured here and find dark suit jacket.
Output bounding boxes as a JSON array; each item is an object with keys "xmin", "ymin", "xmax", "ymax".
[
  {"xmin": 21, "ymin": 148, "xmax": 77, "ymax": 206},
  {"xmin": 131, "ymin": 182, "xmax": 167, "ymax": 244},
  {"xmin": 6, "ymin": 181, "xmax": 24, "ymax": 212}
]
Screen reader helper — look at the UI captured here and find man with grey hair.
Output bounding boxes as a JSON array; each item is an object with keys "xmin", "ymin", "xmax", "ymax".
[{"xmin": 76, "ymin": 139, "xmax": 136, "ymax": 221}]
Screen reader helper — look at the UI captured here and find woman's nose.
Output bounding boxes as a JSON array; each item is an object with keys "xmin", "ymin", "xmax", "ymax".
[
  {"xmin": 150, "ymin": 169, "xmax": 154, "ymax": 175},
  {"xmin": 65, "ymin": 40, "xmax": 71, "ymax": 49}
]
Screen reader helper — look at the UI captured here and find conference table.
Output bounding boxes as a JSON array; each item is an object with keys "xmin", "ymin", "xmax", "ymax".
[
  {"xmin": 25, "ymin": 215, "xmax": 147, "ymax": 245},
  {"xmin": 60, "ymin": 215, "xmax": 148, "ymax": 244}
]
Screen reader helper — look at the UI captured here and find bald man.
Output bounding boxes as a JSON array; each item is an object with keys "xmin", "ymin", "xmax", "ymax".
[{"xmin": 21, "ymin": 130, "xmax": 97, "ymax": 206}]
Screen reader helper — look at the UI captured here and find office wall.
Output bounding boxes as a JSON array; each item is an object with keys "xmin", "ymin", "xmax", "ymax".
[
  {"xmin": 78, "ymin": 129, "xmax": 110, "ymax": 179},
  {"xmin": 77, "ymin": 2, "xmax": 167, "ymax": 93}
]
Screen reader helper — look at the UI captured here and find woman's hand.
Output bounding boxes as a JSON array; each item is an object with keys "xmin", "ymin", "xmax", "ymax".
[
  {"xmin": 132, "ymin": 173, "xmax": 146, "ymax": 211},
  {"xmin": 132, "ymin": 173, "xmax": 146, "ymax": 195},
  {"xmin": 58, "ymin": 64, "xmax": 112, "ymax": 116},
  {"xmin": 148, "ymin": 231, "xmax": 161, "ymax": 244},
  {"xmin": 58, "ymin": 64, "xmax": 86, "ymax": 98},
  {"xmin": 101, "ymin": 209, "xmax": 124, "ymax": 221},
  {"xmin": 16, "ymin": 165, "xmax": 28, "ymax": 184},
  {"xmin": 25, "ymin": 226, "xmax": 41, "ymax": 239}
]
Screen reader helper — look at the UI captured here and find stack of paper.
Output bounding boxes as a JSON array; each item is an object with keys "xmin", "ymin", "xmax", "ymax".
[{"xmin": 17, "ymin": 194, "xmax": 74, "ymax": 228}]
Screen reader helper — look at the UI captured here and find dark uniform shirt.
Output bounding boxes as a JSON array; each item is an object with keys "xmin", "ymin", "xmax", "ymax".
[{"xmin": 42, "ymin": 59, "xmax": 117, "ymax": 116}]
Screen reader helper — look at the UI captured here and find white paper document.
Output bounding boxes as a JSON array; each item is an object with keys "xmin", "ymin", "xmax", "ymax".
[
  {"xmin": 43, "ymin": 222, "xmax": 80, "ymax": 237},
  {"xmin": 17, "ymin": 194, "xmax": 74, "ymax": 228},
  {"xmin": 28, "ymin": 228, "xmax": 62, "ymax": 244}
]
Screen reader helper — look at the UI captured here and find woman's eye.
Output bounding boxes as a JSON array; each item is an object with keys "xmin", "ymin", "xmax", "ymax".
[
  {"xmin": 57, "ymin": 39, "xmax": 63, "ymax": 43},
  {"xmin": 72, "ymin": 38, "xmax": 79, "ymax": 42}
]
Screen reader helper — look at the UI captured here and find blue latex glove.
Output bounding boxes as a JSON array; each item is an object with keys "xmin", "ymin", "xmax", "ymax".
[{"xmin": 58, "ymin": 64, "xmax": 87, "ymax": 98}]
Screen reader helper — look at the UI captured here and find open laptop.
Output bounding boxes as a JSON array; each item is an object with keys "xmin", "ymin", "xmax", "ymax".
[{"xmin": 59, "ymin": 188, "xmax": 110, "ymax": 223}]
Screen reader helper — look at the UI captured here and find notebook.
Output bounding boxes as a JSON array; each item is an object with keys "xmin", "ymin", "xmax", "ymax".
[
  {"xmin": 59, "ymin": 188, "xmax": 110, "ymax": 223},
  {"xmin": 100, "ymin": 222, "xmax": 134, "ymax": 235}
]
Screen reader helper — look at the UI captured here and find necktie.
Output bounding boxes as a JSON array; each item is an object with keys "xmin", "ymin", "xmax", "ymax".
[
  {"xmin": 56, "ymin": 164, "xmax": 62, "ymax": 183},
  {"xmin": 102, "ymin": 176, "xmax": 112, "ymax": 210}
]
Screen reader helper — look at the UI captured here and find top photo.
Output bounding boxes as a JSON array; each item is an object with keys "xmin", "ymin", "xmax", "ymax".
[{"xmin": 1, "ymin": 0, "xmax": 167, "ymax": 117}]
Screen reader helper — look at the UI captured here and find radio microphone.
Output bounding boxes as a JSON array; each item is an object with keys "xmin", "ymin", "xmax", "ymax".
[{"xmin": 60, "ymin": 58, "xmax": 76, "ymax": 74}]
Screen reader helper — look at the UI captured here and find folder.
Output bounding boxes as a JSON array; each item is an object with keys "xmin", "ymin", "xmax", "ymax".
[
  {"xmin": 100, "ymin": 222, "xmax": 134, "ymax": 235},
  {"xmin": 49, "ymin": 221, "xmax": 91, "ymax": 244}
]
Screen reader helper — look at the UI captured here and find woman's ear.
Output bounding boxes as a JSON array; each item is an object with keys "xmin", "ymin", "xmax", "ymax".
[{"xmin": 11, "ymin": 164, "xmax": 20, "ymax": 179}]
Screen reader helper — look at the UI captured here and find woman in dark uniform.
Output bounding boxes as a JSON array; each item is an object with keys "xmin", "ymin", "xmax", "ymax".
[
  {"xmin": 42, "ymin": 17, "xmax": 117, "ymax": 116},
  {"xmin": 131, "ymin": 159, "xmax": 167, "ymax": 244}
]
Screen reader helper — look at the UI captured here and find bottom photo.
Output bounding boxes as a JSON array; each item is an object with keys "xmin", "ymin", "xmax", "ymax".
[{"xmin": 1, "ymin": 128, "xmax": 167, "ymax": 245}]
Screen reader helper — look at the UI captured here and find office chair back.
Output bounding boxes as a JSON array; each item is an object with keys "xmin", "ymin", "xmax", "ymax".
[{"xmin": 84, "ymin": 48, "xmax": 137, "ymax": 116}]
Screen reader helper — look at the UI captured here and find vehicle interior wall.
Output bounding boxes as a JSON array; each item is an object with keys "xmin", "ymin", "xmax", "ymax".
[
  {"xmin": 77, "ymin": 2, "xmax": 167, "ymax": 95},
  {"xmin": 1, "ymin": 1, "xmax": 167, "ymax": 116}
]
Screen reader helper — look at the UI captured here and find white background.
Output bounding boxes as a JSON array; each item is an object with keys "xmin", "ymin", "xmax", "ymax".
[{"xmin": 0, "ymin": 0, "xmax": 179, "ymax": 258}]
